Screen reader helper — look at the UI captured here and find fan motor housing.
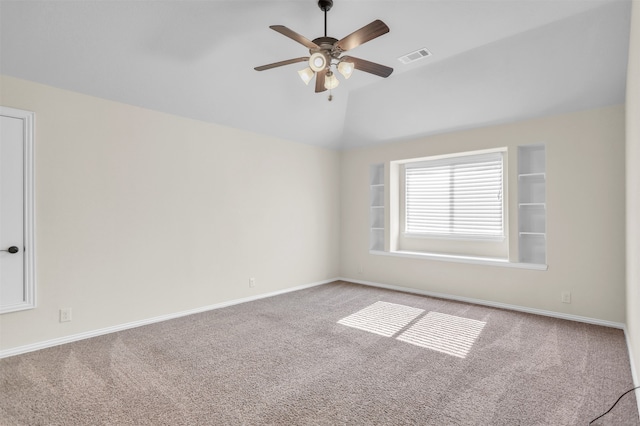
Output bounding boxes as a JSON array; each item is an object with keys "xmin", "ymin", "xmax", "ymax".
[
  {"xmin": 311, "ymin": 37, "xmax": 340, "ymax": 57},
  {"xmin": 311, "ymin": 37, "xmax": 338, "ymax": 48}
]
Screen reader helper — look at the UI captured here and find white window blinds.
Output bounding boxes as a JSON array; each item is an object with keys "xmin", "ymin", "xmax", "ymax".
[{"xmin": 405, "ymin": 152, "xmax": 504, "ymax": 237}]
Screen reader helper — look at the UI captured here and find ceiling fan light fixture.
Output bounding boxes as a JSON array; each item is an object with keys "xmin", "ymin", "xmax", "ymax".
[
  {"xmin": 254, "ymin": 3, "xmax": 393, "ymax": 98},
  {"xmin": 324, "ymin": 70, "xmax": 339, "ymax": 90},
  {"xmin": 337, "ymin": 61, "xmax": 354, "ymax": 79},
  {"xmin": 309, "ymin": 52, "xmax": 328, "ymax": 72},
  {"xmin": 298, "ymin": 67, "xmax": 314, "ymax": 85}
]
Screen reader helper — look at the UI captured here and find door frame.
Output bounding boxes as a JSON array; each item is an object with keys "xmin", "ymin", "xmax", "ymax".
[{"xmin": 1, "ymin": 106, "xmax": 36, "ymax": 313}]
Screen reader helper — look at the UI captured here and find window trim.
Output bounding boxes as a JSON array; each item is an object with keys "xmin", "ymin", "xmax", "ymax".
[{"xmin": 369, "ymin": 249, "xmax": 548, "ymax": 271}]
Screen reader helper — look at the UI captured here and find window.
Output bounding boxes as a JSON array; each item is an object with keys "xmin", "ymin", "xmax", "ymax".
[
  {"xmin": 392, "ymin": 148, "xmax": 508, "ymax": 259},
  {"xmin": 404, "ymin": 151, "xmax": 504, "ymax": 239}
]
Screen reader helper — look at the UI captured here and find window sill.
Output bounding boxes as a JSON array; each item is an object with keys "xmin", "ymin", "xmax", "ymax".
[
  {"xmin": 403, "ymin": 232, "xmax": 506, "ymax": 242},
  {"xmin": 369, "ymin": 250, "xmax": 548, "ymax": 270}
]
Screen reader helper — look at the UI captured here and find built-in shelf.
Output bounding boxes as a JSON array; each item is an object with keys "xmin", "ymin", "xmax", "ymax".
[
  {"xmin": 518, "ymin": 172, "xmax": 546, "ymax": 180},
  {"xmin": 518, "ymin": 144, "xmax": 546, "ymax": 265},
  {"xmin": 370, "ymin": 164, "xmax": 385, "ymax": 251}
]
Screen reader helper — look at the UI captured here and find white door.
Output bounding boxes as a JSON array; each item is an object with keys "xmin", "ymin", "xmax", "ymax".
[{"xmin": 0, "ymin": 106, "xmax": 35, "ymax": 313}]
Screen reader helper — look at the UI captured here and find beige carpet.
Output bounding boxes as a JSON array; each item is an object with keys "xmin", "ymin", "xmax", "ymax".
[{"xmin": 1, "ymin": 281, "xmax": 638, "ymax": 425}]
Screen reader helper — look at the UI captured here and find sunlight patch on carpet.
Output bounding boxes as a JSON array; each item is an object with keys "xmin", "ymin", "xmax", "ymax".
[
  {"xmin": 337, "ymin": 301, "xmax": 425, "ymax": 337},
  {"xmin": 397, "ymin": 311, "xmax": 486, "ymax": 358}
]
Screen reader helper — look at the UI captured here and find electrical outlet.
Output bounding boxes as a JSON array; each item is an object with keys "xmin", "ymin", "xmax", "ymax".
[
  {"xmin": 249, "ymin": 277, "xmax": 255, "ymax": 288},
  {"xmin": 357, "ymin": 264, "xmax": 363, "ymax": 274},
  {"xmin": 59, "ymin": 308, "xmax": 72, "ymax": 322},
  {"xmin": 561, "ymin": 292, "xmax": 571, "ymax": 304}
]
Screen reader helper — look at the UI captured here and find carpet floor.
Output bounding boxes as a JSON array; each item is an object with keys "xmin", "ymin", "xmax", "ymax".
[{"xmin": 1, "ymin": 281, "xmax": 638, "ymax": 425}]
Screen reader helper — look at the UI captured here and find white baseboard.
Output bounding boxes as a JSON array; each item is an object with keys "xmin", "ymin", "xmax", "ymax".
[
  {"xmin": 1, "ymin": 277, "xmax": 627, "ymax": 359},
  {"xmin": 623, "ymin": 326, "xmax": 640, "ymax": 417},
  {"xmin": 0, "ymin": 278, "xmax": 337, "ymax": 359},
  {"xmin": 339, "ymin": 277, "xmax": 626, "ymax": 329}
]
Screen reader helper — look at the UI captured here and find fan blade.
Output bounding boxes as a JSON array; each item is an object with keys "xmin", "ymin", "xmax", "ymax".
[
  {"xmin": 270, "ymin": 25, "xmax": 319, "ymax": 49},
  {"xmin": 342, "ymin": 56, "xmax": 393, "ymax": 78},
  {"xmin": 254, "ymin": 57, "xmax": 309, "ymax": 71},
  {"xmin": 335, "ymin": 20, "xmax": 390, "ymax": 52},
  {"xmin": 315, "ymin": 68, "xmax": 327, "ymax": 93}
]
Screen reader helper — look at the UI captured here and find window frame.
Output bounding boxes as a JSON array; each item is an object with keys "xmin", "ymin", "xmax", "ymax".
[{"xmin": 394, "ymin": 148, "xmax": 509, "ymax": 259}]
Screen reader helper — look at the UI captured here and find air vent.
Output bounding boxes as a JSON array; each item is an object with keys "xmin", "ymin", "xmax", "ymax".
[{"xmin": 398, "ymin": 48, "xmax": 432, "ymax": 64}]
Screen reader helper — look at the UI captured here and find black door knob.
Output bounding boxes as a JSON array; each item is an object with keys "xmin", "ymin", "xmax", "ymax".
[{"xmin": 2, "ymin": 246, "xmax": 19, "ymax": 254}]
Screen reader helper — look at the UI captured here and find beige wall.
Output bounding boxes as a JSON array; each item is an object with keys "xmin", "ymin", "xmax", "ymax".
[
  {"xmin": 341, "ymin": 105, "xmax": 626, "ymax": 323},
  {"xmin": 0, "ymin": 76, "xmax": 340, "ymax": 351},
  {"xmin": 0, "ymin": 72, "xmax": 630, "ymax": 353},
  {"xmin": 626, "ymin": 0, "xmax": 640, "ymax": 383}
]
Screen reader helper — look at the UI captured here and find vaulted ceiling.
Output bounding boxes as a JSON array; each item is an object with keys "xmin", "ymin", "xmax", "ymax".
[{"xmin": 0, "ymin": 0, "xmax": 632, "ymax": 149}]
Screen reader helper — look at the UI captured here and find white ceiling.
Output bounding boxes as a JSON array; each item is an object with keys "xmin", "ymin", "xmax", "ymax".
[{"xmin": 0, "ymin": 0, "xmax": 632, "ymax": 150}]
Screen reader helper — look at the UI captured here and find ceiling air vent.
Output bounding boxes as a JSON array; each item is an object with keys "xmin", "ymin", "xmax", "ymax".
[{"xmin": 398, "ymin": 48, "xmax": 431, "ymax": 64}]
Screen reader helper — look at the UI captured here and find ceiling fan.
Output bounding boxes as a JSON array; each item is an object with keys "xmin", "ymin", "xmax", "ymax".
[{"xmin": 254, "ymin": 0, "xmax": 393, "ymax": 99}]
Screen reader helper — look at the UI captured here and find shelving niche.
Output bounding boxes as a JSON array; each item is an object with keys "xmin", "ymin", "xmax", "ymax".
[
  {"xmin": 369, "ymin": 164, "xmax": 385, "ymax": 251},
  {"xmin": 518, "ymin": 144, "xmax": 546, "ymax": 264}
]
